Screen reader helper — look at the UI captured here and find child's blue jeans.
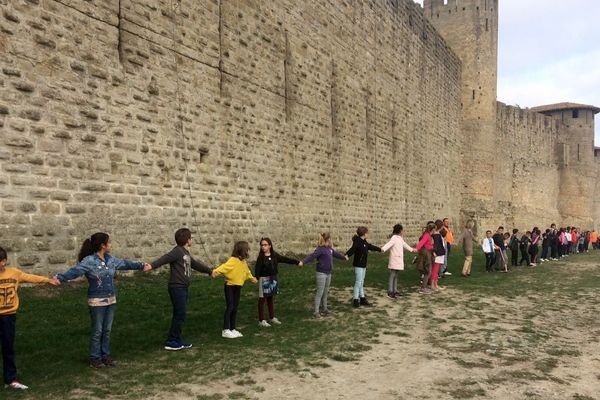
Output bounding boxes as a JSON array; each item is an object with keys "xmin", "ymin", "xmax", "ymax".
[
  {"xmin": 89, "ymin": 304, "xmax": 115, "ymax": 361},
  {"xmin": 168, "ymin": 287, "xmax": 188, "ymax": 342},
  {"xmin": 353, "ymin": 267, "xmax": 366, "ymax": 299},
  {"xmin": 541, "ymin": 246, "xmax": 549, "ymax": 260}
]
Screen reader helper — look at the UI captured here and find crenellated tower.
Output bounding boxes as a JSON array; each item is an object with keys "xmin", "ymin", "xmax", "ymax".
[{"xmin": 423, "ymin": 0, "xmax": 499, "ymax": 227}]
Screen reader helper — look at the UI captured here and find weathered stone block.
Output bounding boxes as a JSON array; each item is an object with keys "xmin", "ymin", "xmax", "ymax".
[
  {"xmin": 17, "ymin": 254, "xmax": 41, "ymax": 267},
  {"xmin": 47, "ymin": 252, "xmax": 70, "ymax": 265},
  {"xmin": 65, "ymin": 205, "xmax": 86, "ymax": 214},
  {"xmin": 40, "ymin": 202, "xmax": 61, "ymax": 215},
  {"xmin": 19, "ymin": 202, "xmax": 37, "ymax": 213},
  {"xmin": 80, "ymin": 182, "xmax": 110, "ymax": 192},
  {"xmin": 4, "ymin": 135, "xmax": 34, "ymax": 148}
]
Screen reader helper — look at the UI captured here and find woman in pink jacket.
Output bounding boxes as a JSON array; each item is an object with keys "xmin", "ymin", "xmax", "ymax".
[
  {"xmin": 381, "ymin": 224, "xmax": 416, "ymax": 299},
  {"xmin": 415, "ymin": 222, "xmax": 436, "ymax": 294}
]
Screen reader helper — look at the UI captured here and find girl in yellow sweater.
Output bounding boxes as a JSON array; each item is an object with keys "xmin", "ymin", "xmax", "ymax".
[{"xmin": 211, "ymin": 241, "xmax": 257, "ymax": 339}]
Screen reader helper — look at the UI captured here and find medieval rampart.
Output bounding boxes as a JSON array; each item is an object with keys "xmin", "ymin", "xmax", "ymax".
[
  {"xmin": 493, "ymin": 103, "xmax": 561, "ymax": 229},
  {"xmin": 0, "ymin": 0, "xmax": 462, "ymax": 271}
]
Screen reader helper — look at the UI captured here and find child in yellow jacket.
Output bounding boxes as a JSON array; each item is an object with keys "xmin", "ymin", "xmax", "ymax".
[
  {"xmin": 211, "ymin": 241, "xmax": 257, "ymax": 339},
  {"xmin": 0, "ymin": 247, "xmax": 59, "ymax": 390}
]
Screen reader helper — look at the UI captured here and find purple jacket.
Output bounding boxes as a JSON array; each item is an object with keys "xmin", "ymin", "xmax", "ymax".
[{"xmin": 302, "ymin": 246, "xmax": 346, "ymax": 274}]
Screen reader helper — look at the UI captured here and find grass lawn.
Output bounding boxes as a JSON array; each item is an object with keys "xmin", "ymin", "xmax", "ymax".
[{"xmin": 9, "ymin": 247, "xmax": 600, "ymax": 399}]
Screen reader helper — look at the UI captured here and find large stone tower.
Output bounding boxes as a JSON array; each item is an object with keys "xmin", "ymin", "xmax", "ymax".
[
  {"xmin": 532, "ymin": 103, "xmax": 600, "ymax": 227},
  {"xmin": 423, "ymin": 0, "xmax": 499, "ymax": 227}
]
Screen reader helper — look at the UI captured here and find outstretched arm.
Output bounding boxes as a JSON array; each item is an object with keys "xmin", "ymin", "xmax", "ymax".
[
  {"xmin": 302, "ymin": 248, "xmax": 320, "ymax": 265},
  {"xmin": 211, "ymin": 258, "xmax": 235, "ymax": 279},
  {"xmin": 381, "ymin": 237, "xmax": 394, "ymax": 253},
  {"xmin": 332, "ymin": 249, "xmax": 348, "ymax": 260},
  {"xmin": 18, "ymin": 270, "xmax": 51, "ymax": 285},
  {"xmin": 150, "ymin": 249, "xmax": 179, "ymax": 270},
  {"xmin": 275, "ymin": 252, "xmax": 301, "ymax": 266},
  {"xmin": 245, "ymin": 264, "xmax": 258, "ymax": 284},
  {"xmin": 402, "ymin": 240, "xmax": 415, "ymax": 253},
  {"xmin": 367, "ymin": 243, "xmax": 382, "ymax": 252},
  {"xmin": 345, "ymin": 241, "xmax": 357, "ymax": 257},
  {"xmin": 113, "ymin": 257, "xmax": 144, "ymax": 271},
  {"xmin": 415, "ymin": 235, "xmax": 429, "ymax": 251},
  {"xmin": 191, "ymin": 257, "xmax": 212, "ymax": 274},
  {"xmin": 56, "ymin": 260, "xmax": 92, "ymax": 282}
]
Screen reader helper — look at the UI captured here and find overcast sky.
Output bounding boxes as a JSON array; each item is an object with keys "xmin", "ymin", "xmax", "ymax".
[{"xmin": 414, "ymin": 0, "xmax": 600, "ymax": 145}]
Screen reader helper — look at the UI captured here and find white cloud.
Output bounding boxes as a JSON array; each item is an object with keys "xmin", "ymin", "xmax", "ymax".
[
  {"xmin": 413, "ymin": 0, "xmax": 600, "ymax": 144},
  {"xmin": 498, "ymin": 50, "xmax": 600, "ymax": 107},
  {"xmin": 497, "ymin": 1, "xmax": 600, "ymax": 144}
]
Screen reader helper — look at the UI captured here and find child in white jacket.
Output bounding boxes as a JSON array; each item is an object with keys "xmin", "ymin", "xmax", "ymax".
[{"xmin": 381, "ymin": 224, "xmax": 416, "ymax": 298}]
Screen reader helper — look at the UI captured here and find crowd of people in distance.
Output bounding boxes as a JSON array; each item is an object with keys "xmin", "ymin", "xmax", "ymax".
[{"xmin": 477, "ymin": 224, "xmax": 597, "ymax": 274}]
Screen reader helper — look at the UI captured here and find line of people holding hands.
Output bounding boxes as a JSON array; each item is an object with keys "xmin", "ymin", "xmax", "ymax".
[
  {"xmin": 2, "ymin": 219, "xmax": 595, "ymax": 390},
  {"xmin": 0, "ymin": 223, "xmax": 422, "ymax": 389}
]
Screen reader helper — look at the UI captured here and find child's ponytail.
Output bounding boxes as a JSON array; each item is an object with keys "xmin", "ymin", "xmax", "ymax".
[
  {"xmin": 78, "ymin": 232, "xmax": 110, "ymax": 262},
  {"xmin": 391, "ymin": 224, "xmax": 403, "ymax": 236},
  {"xmin": 318, "ymin": 232, "xmax": 331, "ymax": 247}
]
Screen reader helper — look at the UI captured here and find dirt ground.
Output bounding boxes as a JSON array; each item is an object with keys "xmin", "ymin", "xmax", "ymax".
[{"xmin": 147, "ymin": 262, "xmax": 600, "ymax": 400}]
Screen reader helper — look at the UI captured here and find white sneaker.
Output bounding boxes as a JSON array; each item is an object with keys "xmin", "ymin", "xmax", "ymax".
[
  {"xmin": 222, "ymin": 329, "xmax": 236, "ymax": 339},
  {"xmin": 270, "ymin": 317, "xmax": 282, "ymax": 325},
  {"xmin": 231, "ymin": 329, "xmax": 243, "ymax": 338},
  {"xmin": 6, "ymin": 381, "xmax": 29, "ymax": 390},
  {"xmin": 258, "ymin": 320, "xmax": 271, "ymax": 327},
  {"xmin": 444, "ymin": 271, "xmax": 452, "ymax": 276}
]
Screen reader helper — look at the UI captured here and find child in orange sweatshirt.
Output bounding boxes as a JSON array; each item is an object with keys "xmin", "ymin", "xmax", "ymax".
[{"xmin": 0, "ymin": 247, "xmax": 59, "ymax": 390}]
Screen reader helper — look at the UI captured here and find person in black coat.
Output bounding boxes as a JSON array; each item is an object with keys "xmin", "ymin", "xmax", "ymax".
[
  {"xmin": 509, "ymin": 229, "xmax": 520, "ymax": 267},
  {"xmin": 346, "ymin": 226, "xmax": 382, "ymax": 307},
  {"xmin": 255, "ymin": 238, "xmax": 301, "ymax": 327},
  {"xmin": 519, "ymin": 231, "xmax": 531, "ymax": 266},
  {"xmin": 492, "ymin": 226, "xmax": 506, "ymax": 271}
]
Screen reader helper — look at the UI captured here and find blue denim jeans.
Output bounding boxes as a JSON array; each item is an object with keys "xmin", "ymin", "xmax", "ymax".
[
  {"xmin": 353, "ymin": 267, "xmax": 366, "ymax": 299},
  {"xmin": 541, "ymin": 246, "xmax": 549, "ymax": 260},
  {"xmin": 168, "ymin": 287, "xmax": 188, "ymax": 342},
  {"xmin": 89, "ymin": 304, "xmax": 116, "ymax": 360}
]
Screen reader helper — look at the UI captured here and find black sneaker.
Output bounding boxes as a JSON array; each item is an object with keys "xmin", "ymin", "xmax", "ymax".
[
  {"xmin": 353, "ymin": 299, "xmax": 360, "ymax": 308},
  {"xmin": 90, "ymin": 359, "xmax": 105, "ymax": 368},
  {"xmin": 359, "ymin": 297, "xmax": 371, "ymax": 306},
  {"xmin": 180, "ymin": 341, "xmax": 193, "ymax": 349},
  {"xmin": 164, "ymin": 340, "xmax": 185, "ymax": 351},
  {"xmin": 102, "ymin": 356, "xmax": 116, "ymax": 367}
]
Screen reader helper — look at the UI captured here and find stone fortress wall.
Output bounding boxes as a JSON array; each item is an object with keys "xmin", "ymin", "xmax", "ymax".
[
  {"xmin": 0, "ymin": 0, "xmax": 597, "ymax": 273},
  {"xmin": 0, "ymin": 0, "xmax": 463, "ymax": 272},
  {"xmin": 493, "ymin": 103, "xmax": 562, "ymax": 229}
]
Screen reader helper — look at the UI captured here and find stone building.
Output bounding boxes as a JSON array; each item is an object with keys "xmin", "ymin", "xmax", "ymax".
[{"xmin": 0, "ymin": 0, "xmax": 598, "ymax": 272}]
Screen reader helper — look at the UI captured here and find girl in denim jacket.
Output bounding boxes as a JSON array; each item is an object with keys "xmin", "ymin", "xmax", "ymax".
[{"xmin": 53, "ymin": 232, "xmax": 151, "ymax": 368}]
